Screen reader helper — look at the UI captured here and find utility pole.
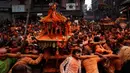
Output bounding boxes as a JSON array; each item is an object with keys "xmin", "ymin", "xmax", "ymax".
[
  {"xmin": 24, "ymin": 0, "xmax": 32, "ymax": 37},
  {"xmin": 21, "ymin": 0, "xmax": 32, "ymax": 48},
  {"xmin": 128, "ymin": 8, "xmax": 130, "ymax": 28}
]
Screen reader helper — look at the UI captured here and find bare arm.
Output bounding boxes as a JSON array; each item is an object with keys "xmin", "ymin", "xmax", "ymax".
[
  {"xmin": 6, "ymin": 53, "xmax": 39, "ymax": 58},
  {"xmin": 25, "ymin": 54, "xmax": 43, "ymax": 65},
  {"xmin": 79, "ymin": 55, "xmax": 98, "ymax": 60},
  {"xmin": 103, "ymin": 54, "xmax": 120, "ymax": 59},
  {"xmin": 95, "ymin": 53, "xmax": 120, "ymax": 59}
]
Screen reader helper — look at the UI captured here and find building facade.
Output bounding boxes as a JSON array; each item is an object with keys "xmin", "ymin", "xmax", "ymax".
[
  {"xmin": 92, "ymin": 0, "xmax": 125, "ymax": 20},
  {"xmin": 0, "ymin": 0, "xmax": 12, "ymax": 21},
  {"xmin": 92, "ymin": 0, "xmax": 104, "ymax": 20},
  {"xmin": 120, "ymin": 0, "xmax": 130, "ymax": 21},
  {"xmin": 0, "ymin": 0, "xmax": 85, "ymax": 22},
  {"xmin": 31, "ymin": 0, "xmax": 85, "ymax": 19},
  {"xmin": 103, "ymin": 0, "xmax": 124, "ymax": 19}
]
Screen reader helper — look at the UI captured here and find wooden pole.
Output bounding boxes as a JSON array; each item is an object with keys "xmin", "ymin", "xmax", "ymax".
[
  {"xmin": 6, "ymin": 53, "xmax": 39, "ymax": 58},
  {"xmin": 6, "ymin": 53, "xmax": 68, "ymax": 59}
]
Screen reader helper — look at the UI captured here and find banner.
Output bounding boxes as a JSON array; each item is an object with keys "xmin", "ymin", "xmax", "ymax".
[
  {"xmin": 12, "ymin": 5, "xmax": 25, "ymax": 12},
  {"xmin": 66, "ymin": 3, "xmax": 76, "ymax": 10}
]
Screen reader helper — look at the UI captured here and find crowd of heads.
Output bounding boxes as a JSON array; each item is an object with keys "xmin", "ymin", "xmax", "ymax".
[
  {"xmin": 0, "ymin": 17, "xmax": 130, "ymax": 73},
  {"xmin": 0, "ymin": 18, "xmax": 130, "ymax": 54}
]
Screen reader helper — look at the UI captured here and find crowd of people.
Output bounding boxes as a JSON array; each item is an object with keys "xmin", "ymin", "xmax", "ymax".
[{"xmin": 0, "ymin": 17, "xmax": 130, "ymax": 73}]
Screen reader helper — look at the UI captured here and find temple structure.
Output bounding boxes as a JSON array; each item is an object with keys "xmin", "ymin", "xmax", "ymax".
[{"xmin": 36, "ymin": 3, "xmax": 72, "ymax": 48}]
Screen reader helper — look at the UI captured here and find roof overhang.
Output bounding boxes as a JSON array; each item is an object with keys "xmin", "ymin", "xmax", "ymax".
[{"xmin": 121, "ymin": 0, "xmax": 130, "ymax": 6}]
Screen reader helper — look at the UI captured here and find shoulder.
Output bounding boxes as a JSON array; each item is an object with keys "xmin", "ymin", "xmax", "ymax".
[
  {"xmin": 67, "ymin": 56, "xmax": 72, "ymax": 59},
  {"xmin": 65, "ymin": 56, "xmax": 72, "ymax": 61}
]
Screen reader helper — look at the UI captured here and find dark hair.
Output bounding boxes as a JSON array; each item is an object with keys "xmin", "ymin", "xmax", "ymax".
[
  {"xmin": 94, "ymin": 36, "xmax": 100, "ymax": 42},
  {"xmin": 33, "ymin": 44, "xmax": 43, "ymax": 53},
  {"xmin": 72, "ymin": 49, "xmax": 81, "ymax": 55},
  {"xmin": 31, "ymin": 36, "xmax": 36, "ymax": 40},
  {"xmin": 117, "ymin": 38, "xmax": 124, "ymax": 45},
  {"xmin": 25, "ymin": 44, "xmax": 43, "ymax": 54},
  {"xmin": 12, "ymin": 64, "xmax": 28, "ymax": 73}
]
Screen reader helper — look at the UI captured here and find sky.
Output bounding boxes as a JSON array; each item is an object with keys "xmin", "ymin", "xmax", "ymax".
[{"xmin": 85, "ymin": 0, "xmax": 92, "ymax": 10}]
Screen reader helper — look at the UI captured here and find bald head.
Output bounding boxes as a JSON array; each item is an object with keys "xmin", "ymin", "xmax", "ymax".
[
  {"xmin": 0, "ymin": 48, "xmax": 7, "ymax": 53},
  {"xmin": 0, "ymin": 48, "xmax": 7, "ymax": 59}
]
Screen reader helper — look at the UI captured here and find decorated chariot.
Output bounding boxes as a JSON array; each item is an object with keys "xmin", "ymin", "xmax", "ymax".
[
  {"xmin": 100, "ymin": 16, "xmax": 115, "ymax": 30},
  {"xmin": 35, "ymin": 3, "xmax": 72, "ymax": 72}
]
